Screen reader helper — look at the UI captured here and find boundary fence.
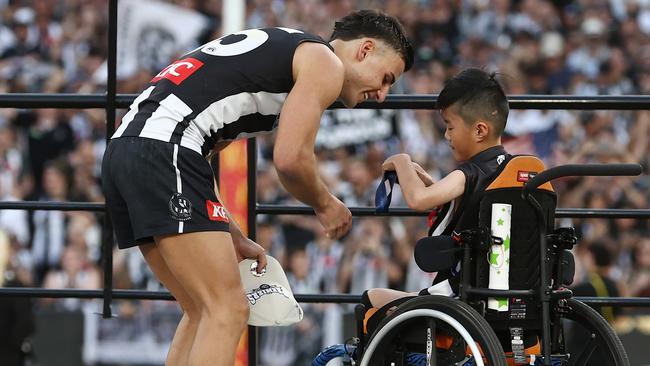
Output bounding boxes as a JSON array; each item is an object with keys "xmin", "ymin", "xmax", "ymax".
[{"xmin": 0, "ymin": 0, "xmax": 649, "ymax": 363}]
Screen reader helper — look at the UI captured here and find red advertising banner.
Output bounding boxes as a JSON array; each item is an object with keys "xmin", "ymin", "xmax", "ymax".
[{"xmin": 219, "ymin": 139, "xmax": 249, "ymax": 366}]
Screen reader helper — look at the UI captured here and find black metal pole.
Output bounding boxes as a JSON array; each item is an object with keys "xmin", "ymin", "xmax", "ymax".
[
  {"xmin": 247, "ymin": 138, "xmax": 258, "ymax": 366},
  {"xmin": 255, "ymin": 204, "xmax": 650, "ymax": 219},
  {"xmin": 102, "ymin": 0, "xmax": 118, "ymax": 320},
  {"xmin": 0, "ymin": 287, "xmax": 648, "ymax": 307},
  {"xmin": 3, "ymin": 94, "xmax": 650, "ymax": 110},
  {"xmin": 527, "ymin": 194, "xmax": 552, "ymax": 365}
]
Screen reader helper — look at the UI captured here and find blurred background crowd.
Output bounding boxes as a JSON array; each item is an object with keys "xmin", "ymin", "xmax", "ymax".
[{"xmin": 0, "ymin": 0, "xmax": 649, "ymax": 365}]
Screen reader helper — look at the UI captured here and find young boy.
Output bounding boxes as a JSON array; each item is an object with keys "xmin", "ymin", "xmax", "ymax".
[{"xmin": 365, "ymin": 67, "xmax": 511, "ymax": 310}]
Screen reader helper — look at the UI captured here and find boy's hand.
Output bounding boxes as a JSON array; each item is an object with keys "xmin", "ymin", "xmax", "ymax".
[
  {"xmin": 412, "ymin": 162, "xmax": 435, "ymax": 186},
  {"xmin": 382, "ymin": 153, "xmax": 411, "ymax": 171}
]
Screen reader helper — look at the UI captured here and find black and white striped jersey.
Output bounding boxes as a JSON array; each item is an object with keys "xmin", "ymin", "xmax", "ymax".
[{"xmin": 112, "ymin": 27, "xmax": 331, "ymax": 156}]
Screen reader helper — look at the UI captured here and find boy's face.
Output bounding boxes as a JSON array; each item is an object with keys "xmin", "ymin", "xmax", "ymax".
[{"xmin": 441, "ymin": 106, "xmax": 475, "ymax": 162}]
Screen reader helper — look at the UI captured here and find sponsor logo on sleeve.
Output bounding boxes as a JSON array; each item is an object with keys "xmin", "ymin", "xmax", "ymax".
[
  {"xmin": 206, "ymin": 200, "xmax": 229, "ymax": 222},
  {"xmin": 151, "ymin": 57, "xmax": 204, "ymax": 85}
]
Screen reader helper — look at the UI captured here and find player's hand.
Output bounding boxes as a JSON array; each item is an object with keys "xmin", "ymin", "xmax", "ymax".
[
  {"xmin": 412, "ymin": 162, "xmax": 435, "ymax": 186},
  {"xmin": 234, "ymin": 237, "xmax": 267, "ymax": 273},
  {"xmin": 314, "ymin": 195, "xmax": 352, "ymax": 240}
]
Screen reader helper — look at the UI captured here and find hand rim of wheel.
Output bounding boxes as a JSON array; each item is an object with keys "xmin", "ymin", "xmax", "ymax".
[{"xmin": 359, "ymin": 308, "xmax": 485, "ymax": 366}]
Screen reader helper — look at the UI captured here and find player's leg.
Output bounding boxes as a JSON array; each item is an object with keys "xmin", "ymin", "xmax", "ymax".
[
  {"xmin": 102, "ymin": 139, "xmax": 200, "ymax": 364},
  {"xmin": 140, "ymin": 242, "xmax": 199, "ymax": 366},
  {"xmin": 154, "ymin": 231, "xmax": 249, "ymax": 366}
]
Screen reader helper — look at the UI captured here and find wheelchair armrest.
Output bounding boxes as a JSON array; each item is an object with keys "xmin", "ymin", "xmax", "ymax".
[{"xmin": 414, "ymin": 236, "xmax": 461, "ymax": 272}]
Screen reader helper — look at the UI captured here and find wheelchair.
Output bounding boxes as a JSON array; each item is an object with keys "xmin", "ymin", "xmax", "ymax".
[{"xmin": 312, "ymin": 157, "xmax": 641, "ymax": 366}]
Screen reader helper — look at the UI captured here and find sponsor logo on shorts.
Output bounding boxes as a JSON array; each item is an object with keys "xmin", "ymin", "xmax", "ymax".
[
  {"xmin": 517, "ymin": 170, "xmax": 538, "ymax": 182},
  {"xmin": 246, "ymin": 283, "xmax": 290, "ymax": 305},
  {"xmin": 169, "ymin": 193, "xmax": 192, "ymax": 221},
  {"xmin": 151, "ymin": 58, "xmax": 204, "ymax": 85},
  {"xmin": 206, "ymin": 200, "xmax": 229, "ymax": 222}
]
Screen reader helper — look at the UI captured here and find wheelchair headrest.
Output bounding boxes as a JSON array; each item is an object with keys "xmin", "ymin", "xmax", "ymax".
[
  {"xmin": 414, "ymin": 235, "xmax": 460, "ymax": 272},
  {"xmin": 485, "ymin": 155, "xmax": 554, "ymax": 192}
]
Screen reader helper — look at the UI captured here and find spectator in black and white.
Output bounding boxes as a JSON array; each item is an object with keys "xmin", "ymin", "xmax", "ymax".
[{"xmin": 31, "ymin": 160, "xmax": 71, "ymax": 284}]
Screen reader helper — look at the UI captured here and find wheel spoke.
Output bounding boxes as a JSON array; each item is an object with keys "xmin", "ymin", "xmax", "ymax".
[{"xmin": 570, "ymin": 333, "xmax": 597, "ymax": 365}]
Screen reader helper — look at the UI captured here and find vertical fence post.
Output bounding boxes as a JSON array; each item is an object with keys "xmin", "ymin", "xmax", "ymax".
[
  {"xmin": 247, "ymin": 138, "xmax": 258, "ymax": 365},
  {"xmin": 102, "ymin": 0, "xmax": 118, "ymax": 319}
]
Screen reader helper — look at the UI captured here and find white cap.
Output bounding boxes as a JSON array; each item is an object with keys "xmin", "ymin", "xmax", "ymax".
[{"xmin": 239, "ymin": 255, "xmax": 303, "ymax": 327}]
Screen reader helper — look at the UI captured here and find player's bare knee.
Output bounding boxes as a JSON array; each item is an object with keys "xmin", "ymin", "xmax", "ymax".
[
  {"xmin": 201, "ymin": 292, "xmax": 248, "ymax": 325},
  {"xmin": 180, "ymin": 303, "xmax": 201, "ymax": 323},
  {"xmin": 233, "ymin": 294, "xmax": 250, "ymax": 326},
  {"xmin": 226, "ymin": 293, "xmax": 249, "ymax": 324}
]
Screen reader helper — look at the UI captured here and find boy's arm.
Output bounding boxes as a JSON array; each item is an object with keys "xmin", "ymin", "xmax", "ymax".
[
  {"xmin": 412, "ymin": 162, "xmax": 435, "ymax": 186},
  {"xmin": 385, "ymin": 154, "xmax": 465, "ymax": 211}
]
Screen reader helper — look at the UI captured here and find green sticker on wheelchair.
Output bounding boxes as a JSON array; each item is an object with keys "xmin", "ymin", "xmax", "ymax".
[{"xmin": 489, "ymin": 204, "xmax": 512, "ymax": 311}]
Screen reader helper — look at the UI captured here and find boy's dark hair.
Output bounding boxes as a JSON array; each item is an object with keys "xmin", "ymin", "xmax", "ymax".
[
  {"xmin": 330, "ymin": 9, "xmax": 414, "ymax": 72},
  {"xmin": 437, "ymin": 68, "xmax": 509, "ymax": 136}
]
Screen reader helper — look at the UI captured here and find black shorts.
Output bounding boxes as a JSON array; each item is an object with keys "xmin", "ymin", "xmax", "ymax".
[{"xmin": 102, "ymin": 137, "xmax": 230, "ymax": 249}]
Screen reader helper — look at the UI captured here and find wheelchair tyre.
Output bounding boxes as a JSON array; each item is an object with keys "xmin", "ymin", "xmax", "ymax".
[
  {"xmin": 361, "ymin": 295, "xmax": 507, "ymax": 366},
  {"xmin": 563, "ymin": 298, "xmax": 629, "ymax": 366}
]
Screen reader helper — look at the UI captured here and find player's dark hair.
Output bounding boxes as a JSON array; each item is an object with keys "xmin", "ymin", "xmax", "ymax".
[
  {"xmin": 330, "ymin": 9, "xmax": 414, "ymax": 72},
  {"xmin": 437, "ymin": 68, "xmax": 509, "ymax": 136}
]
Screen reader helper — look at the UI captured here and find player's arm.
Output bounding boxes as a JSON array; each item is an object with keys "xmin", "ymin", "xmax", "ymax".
[
  {"xmin": 385, "ymin": 153, "xmax": 465, "ymax": 211},
  {"xmin": 273, "ymin": 42, "xmax": 351, "ymax": 239},
  {"xmin": 207, "ymin": 141, "xmax": 266, "ymax": 271},
  {"xmin": 274, "ymin": 42, "xmax": 342, "ymax": 208},
  {"xmin": 211, "ymin": 177, "xmax": 267, "ymax": 271}
]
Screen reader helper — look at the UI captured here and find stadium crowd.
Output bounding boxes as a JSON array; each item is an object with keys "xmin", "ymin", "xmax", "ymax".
[{"xmin": 0, "ymin": 0, "xmax": 649, "ymax": 365}]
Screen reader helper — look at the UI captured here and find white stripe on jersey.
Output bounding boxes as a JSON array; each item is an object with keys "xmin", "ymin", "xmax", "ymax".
[
  {"xmin": 180, "ymin": 123, "xmax": 205, "ymax": 154},
  {"xmin": 172, "ymin": 144, "xmax": 183, "ymax": 233},
  {"xmin": 431, "ymin": 200, "xmax": 455, "ymax": 236},
  {"xmin": 139, "ymin": 94, "xmax": 193, "ymax": 142},
  {"xmin": 187, "ymin": 90, "xmax": 288, "ymax": 145},
  {"xmin": 113, "ymin": 86, "xmax": 155, "ymax": 138}
]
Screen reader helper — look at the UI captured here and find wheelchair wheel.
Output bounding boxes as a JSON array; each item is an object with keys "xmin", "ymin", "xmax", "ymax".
[
  {"xmin": 562, "ymin": 298, "xmax": 629, "ymax": 366},
  {"xmin": 360, "ymin": 295, "xmax": 507, "ymax": 366}
]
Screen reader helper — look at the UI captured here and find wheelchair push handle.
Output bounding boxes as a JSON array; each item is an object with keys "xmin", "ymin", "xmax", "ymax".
[{"xmin": 523, "ymin": 163, "xmax": 643, "ymax": 196}]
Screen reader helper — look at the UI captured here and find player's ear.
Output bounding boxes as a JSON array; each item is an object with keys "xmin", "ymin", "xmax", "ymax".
[{"xmin": 358, "ymin": 39, "xmax": 374, "ymax": 61}]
